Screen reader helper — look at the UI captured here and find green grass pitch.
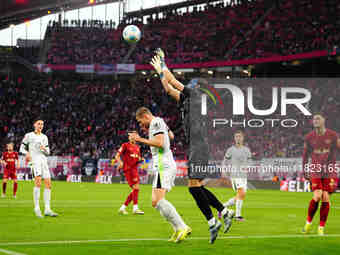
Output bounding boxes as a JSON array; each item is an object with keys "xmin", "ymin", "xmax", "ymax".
[{"xmin": 0, "ymin": 181, "xmax": 339, "ymax": 255}]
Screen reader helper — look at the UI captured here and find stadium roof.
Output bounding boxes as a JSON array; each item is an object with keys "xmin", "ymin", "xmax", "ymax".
[{"xmin": 0, "ymin": 0, "xmax": 120, "ymax": 31}]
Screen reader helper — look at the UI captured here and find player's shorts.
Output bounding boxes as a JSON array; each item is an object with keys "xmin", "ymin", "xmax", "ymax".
[
  {"xmin": 231, "ymin": 178, "xmax": 247, "ymax": 192},
  {"xmin": 124, "ymin": 168, "xmax": 139, "ymax": 187},
  {"xmin": 3, "ymin": 169, "xmax": 17, "ymax": 180},
  {"xmin": 31, "ymin": 161, "xmax": 51, "ymax": 179},
  {"xmin": 152, "ymin": 168, "xmax": 176, "ymax": 192},
  {"xmin": 310, "ymin": 177, "xmax": 338, "ymax": 193}
]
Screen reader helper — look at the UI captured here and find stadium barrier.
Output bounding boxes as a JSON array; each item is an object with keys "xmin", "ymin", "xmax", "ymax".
[
  {"xmin": 37, "ymin": 50, "xmax": 328, "ymax": 73},
  {"xmin": 0, "ymin": 156, "xmax": 338, "ymax": 192}
]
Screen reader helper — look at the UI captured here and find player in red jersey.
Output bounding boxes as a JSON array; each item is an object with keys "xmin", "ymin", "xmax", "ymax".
[
  {"xmin": 302, "ymin": 113, "xmax": 339, "ymax": 235},
  {"xmin": 1, "ymin": 142, "xmax": 19, "ymax": 198},
  {"xmin": 115, "ymin": 131, "xmax": 144, "ymax": 215}
]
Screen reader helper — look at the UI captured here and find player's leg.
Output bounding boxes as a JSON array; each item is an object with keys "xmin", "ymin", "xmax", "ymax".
[
  {"xmin": 233, "ymin": 179, "xmax": 247, "ymax": 221},
  {"xmin": 43, "ymin": 165, "xmax": 58, "ymax": 217},
  {"xmin": 188, "ymin": 179, "xmax": 222, "ymax": 244},
  {"xmin": 302, "ymin": 179, "xmax": 322, "ymax": 234},
  {"xmin": 318, "ymin": 191, "xmax": 330, "ymax": 235},
  {"xmin": 43, "ymin": 178, "xmax": 58, "ymax": 216},
  {"xmin": 152, "ymin": 172, "xmax": 189, "ymax": 243},
  {"xmin": 1, "ymin": 174, "xmax": 8, "ymax": 197},
  {"xmin": 129, "ymin": 168, "xmax": 143, "ymax": 214},
  {"xmin": 224, "ymin": 179, "xmax": 237, "ymax": 209},
  {"xmin": 119, "ymin": 171, "xmax": 133, "ymax": 214},
  {"xmin": 131, "ymin": 183, "xmax": 144, "ymax": 214},
  {"xmin": 235, "ymin": 188, "xmax": 246, "ymax": 221},
  {"xmin": 33, "ymin": 175, "xmax": 43, "ymax": 218},
  {"xmin": 12, "ymin": 171, "xmax": 18, "ymax": 198},
  {"xmin": 318, "ymin": 178, "xmax": 333, "ymax": 236},
  {"xmin": 200, "ymin": 184, "xmax": 234, "ymax": 232}
]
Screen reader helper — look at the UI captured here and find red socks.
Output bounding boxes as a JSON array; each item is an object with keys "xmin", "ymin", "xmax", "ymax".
[
  {"xmin": 13, "ymin": 182, "xmax": 18, "ymax": 196},
  {"xmin": 307, "ymin": 199, "xmax": 319, "ymax": 223},
  {"xmin": 124, "ymin": 192, "xmax": 133, "ymax": 206},
  {"xmin": 2, "ymin": 182, "xmax": 6, "ymax": 195},
  {"xmin": 319, "ymin": 202, "xmax": 330, "ymax": 227},
  {"xmin": 124, "ymin": 189, "xmax": 139, "ymax": 207},
  {"xmin": 132, "ymin": 189, "xmax": 139, "ymax": 205}
]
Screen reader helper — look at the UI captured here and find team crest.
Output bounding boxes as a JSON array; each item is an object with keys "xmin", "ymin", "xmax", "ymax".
[{"xmin": 325, "ymin": 139, "xmax": 331, "ymax": 144}]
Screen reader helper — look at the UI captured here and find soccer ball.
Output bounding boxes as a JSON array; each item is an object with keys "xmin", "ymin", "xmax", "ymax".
[{"xmin": 122, "ymin": 25, "xmax": 141, "ymax": 44}]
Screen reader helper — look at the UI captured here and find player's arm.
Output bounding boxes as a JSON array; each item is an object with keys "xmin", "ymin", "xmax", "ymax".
[
  {"xmin": 0, "ymin": 153, "xmax": 6, "ymax": 166},
  {"xmin": 115, "ymin": 145, "xmax": 125, "ymax": 169},
  {"xmin": 302, "ymin": 140, "xmax": 312, "ymax": 179},
  {"xmin": 131, "ymin": 133, "xmax": 164, "ymax": 149},
  {"xmin": 150, "ymin": 55, "xmax": 181, "ymax": 102},
  {"xmin": 20, "ymin": 134, "xmax": 31, "ymax": 162},
  {"xmin": 15, "ymin": 153, "xmax": 19, "ymax": 169},
  {"xmin": 168, "ymin": 129, "xmax": 175, "ymax": 141},
  {"xmin": 40, "ymin": 136, "xmax": 50, "ymax": 156}
]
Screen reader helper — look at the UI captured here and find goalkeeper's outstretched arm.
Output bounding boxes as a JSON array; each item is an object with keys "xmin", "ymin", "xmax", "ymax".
[{"xmin": 150, "ymin": 55, "xmax": 183, "ymax": 102}]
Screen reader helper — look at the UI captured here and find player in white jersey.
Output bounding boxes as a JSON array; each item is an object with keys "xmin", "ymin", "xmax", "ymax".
[
  {"xmin": 223, "ymin": 131, "xmax": 252, "ymax": 221},
  {"xmin": 20, "ymin": 119, "xmax": 58, "ymax": 218},
  {"xmin": 129, "ymin": 107, "xmax": 191, "ymax": 243}
]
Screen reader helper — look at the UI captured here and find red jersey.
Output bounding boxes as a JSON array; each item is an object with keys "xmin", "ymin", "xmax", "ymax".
[
  {"xmin": 118, "ymin": 142, "xmax": 141, "ymax": 171},
  {"xmin": 303, "ymin": 129, "xmax": 338, "ymax": 175},
  {"xmin": 2, "ymin": 151, "xmax": 18, "ymax": 171}
]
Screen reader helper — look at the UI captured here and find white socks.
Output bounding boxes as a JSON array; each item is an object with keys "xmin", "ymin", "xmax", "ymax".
[
  {"xmin": 208, "ymin": 217, "xmax": 216, "ymax": 227},
  {"xmin": 155, "ymin": 199, "xmax": 187, "ymax": 231},
  {"xmin": 225, "ymin": 197, "xmax": 236, "ymax": 207},
  {"xmin": 236, "ymin": 199, "xmax": 243, "ymax": 217},
  {"xmin": 133, "ymin": 204, "xmax": 139, "ymax": 212},
  {"xmin": 34, "ymin": 187, "xmax": 52, "ymax": 212},
  {"xmin": 44, "ymin": 189, "xmax": 51, "ymax": 212},
  {"xmin": 120, "ymin": 204, "xmax": 126, "ymax": 210},
  {"xmin": 33, "ymin": 187, "xmax": 40, "ymax": 210}
]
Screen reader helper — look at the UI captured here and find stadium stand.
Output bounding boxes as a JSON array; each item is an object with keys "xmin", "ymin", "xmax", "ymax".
[{"xmin": 45, "ymin": 0, "xmax": 340, "ymax": 65}]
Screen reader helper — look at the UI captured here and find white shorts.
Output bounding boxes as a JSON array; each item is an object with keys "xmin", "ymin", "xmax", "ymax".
[
  {"xmin": 152, "ymin": 168, "xmax": 176, "ymax": 191},
  {"xmin": 32, "ymin": 161, "xmax": 51, "ymax": 179},
  {"xmin": 231, "ymin": 178, "xmax": 247, "ymax": 192}
]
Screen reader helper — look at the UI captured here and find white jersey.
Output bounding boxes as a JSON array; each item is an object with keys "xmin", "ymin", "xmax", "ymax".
[
  {"xmin": 148, "ymin": 117, "xmax": 176, "ymax": 172},
  {"xmin": 20, "ymin": 132, "xmax": 50, "ymax": 163},
  {"xmin": 224, "ymin": 145, "xmax": 251, "ymax": 178}
]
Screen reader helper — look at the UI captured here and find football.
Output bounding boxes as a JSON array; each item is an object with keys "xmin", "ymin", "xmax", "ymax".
[{"xmin": 122, "ymin": 25, "xmax": 141, "ymax": 44}]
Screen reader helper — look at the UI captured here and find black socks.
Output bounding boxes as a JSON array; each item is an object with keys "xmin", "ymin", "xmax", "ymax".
[{"xmin": 189, "ymin": 186, "xmax": 213, "ymax": 221}]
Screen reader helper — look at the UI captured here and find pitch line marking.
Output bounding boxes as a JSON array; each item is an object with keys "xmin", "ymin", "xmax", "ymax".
[
  {"xmin": 1, "ymin": 234, "xmax": 340, "ymax": 246},
  {"xmin": 0, "ymin": 248, "xmax": 27, "ymax": 255}
]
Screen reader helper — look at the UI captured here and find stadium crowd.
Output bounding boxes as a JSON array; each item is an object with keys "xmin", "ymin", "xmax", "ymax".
[
  {"xmin": 45, "ymin": 0, "xmax": 340, "ymax": 65},
  {"xmin": 1, "ymin": 75, "xmax": 340, "ymax": 161},
  {"xmin": 0, "ymin": 75, "xmax": 185, "ymax": 160}
]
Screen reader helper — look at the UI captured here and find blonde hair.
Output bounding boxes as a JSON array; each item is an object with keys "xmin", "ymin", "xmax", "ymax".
[{"xmin": 136, "ymin": 107, "xmax": 152, "ymax": 118}]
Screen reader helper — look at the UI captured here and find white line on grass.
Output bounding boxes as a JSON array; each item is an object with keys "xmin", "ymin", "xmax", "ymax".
[
  {"xmin": 0, "ymin": 248, "xmax": 27, "ymax": 255},
  {"xmin": 1, "ymin": 234, "xmax": 340, "ymax": 246}
]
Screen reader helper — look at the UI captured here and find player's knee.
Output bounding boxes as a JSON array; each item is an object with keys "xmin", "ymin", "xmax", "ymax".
[
  {"xmin": 313, "ymin": 191, "xmax": 322, "ymax": 201},
  {"xmin": 321, "ymin": 192, "xmax": 329, "ymax": 202},
  {"xmin": 151, "ymin": 199, "xmax": 159, "ymax": 208}
]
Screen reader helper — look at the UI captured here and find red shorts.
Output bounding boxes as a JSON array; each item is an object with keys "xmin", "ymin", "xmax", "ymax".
[
  {"xmin": 311, "ymin": 177, "xmax": 338, "ymax": 193},
  {"xmin": 124, "ymin": 168, "xmax": 139, "ymax": 187},
  {"xmin": 3, "ymin": 169, "xmax": 17, "ymax": 180}
]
